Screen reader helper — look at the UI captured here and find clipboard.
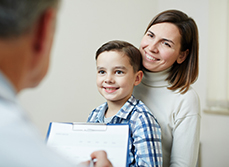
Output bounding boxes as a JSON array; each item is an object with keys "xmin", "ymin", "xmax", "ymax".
[{"xmin": 46, "ymin": 122, "xmax": 129, "ymax": 167}]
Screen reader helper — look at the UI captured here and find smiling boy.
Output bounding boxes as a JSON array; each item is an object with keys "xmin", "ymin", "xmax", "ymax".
[{"xmin": 87, "ymin": 40, "xmax": 163, "ymax": 167}]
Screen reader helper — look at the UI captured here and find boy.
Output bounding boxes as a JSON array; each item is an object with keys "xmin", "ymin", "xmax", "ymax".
[{"xmin": 87, "ymin": 40, "xmax": 163, "ymax": 167}]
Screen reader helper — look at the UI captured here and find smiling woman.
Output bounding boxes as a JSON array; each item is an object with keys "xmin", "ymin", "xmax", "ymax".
[
  {"xmin": 140, "ymin": 22, "xmax": 187, "ymax": 72},
  {"xmin": 133, "ymin": 9, "xmax": 200, "ymax": 167}
]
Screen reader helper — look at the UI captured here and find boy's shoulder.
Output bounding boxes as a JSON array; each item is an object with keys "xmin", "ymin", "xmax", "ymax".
[
  {"xmin": 130, "ymin": 95, "xmax": 151, "ymax": 112},
  {"xmin": 128, "ymin": 95, "xmax": 160, "ymax": 128},
  {"xmin": 87, "ymin": 102, "xmax": 108, "ymax": 122},
  {"xmin": 94, "ymin": 102, "xmax": 107, "ymax": 111}
]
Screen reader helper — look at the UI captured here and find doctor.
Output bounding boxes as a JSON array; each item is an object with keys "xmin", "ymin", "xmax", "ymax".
[{"xmin": 0, "ymin": 0, "xmax": 112, "ymax": 166}]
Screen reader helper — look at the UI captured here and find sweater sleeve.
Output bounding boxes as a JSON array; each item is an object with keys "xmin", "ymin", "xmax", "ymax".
[{"xmin": 170, "ymin": 89, "xmax": 201, "ymax": 167}]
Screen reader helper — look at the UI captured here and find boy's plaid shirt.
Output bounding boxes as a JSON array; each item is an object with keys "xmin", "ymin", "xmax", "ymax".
[{"xmin": 87, "ymin": 95, "xmax": 163, "ymax": 167}]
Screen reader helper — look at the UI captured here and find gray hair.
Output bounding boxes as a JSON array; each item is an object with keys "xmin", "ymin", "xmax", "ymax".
[{"xmin": 0, "ymin": 0, "xmax": 60, "ymax": 38}]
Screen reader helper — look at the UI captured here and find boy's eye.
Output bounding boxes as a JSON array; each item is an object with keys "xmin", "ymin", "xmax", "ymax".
[
  {"xmin": 98, "ymin": 70, "xmax": 105, "ymax": 74},
  {"xmin": 115, "ymin": 70, "xmax": 124, "ymax": 74}
]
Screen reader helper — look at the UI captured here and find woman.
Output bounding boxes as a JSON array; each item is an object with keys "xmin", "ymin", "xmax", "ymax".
[{"xmin": 133, "ymin": 10, "xmax": 200, "ymax": 167}]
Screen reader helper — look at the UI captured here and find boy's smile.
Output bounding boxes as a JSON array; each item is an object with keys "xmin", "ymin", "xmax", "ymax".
[
  {"xmin": 96, "ymin": 51, "xmax": 140, "ymax": 107},
  {"xmin": 104, "ymin": 86, "xmax": 119, "ymax": 93}
]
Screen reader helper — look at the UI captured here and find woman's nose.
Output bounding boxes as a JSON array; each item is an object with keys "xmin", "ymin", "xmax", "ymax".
[{"xmin": 148, "ymin": 41, "xmax": 159, "ymax": 53}]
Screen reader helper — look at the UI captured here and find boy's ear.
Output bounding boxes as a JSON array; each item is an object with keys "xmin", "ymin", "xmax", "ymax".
[
  {"xmin": 134, "ymin": 70, "xmax": 143, "ymax": 86},
  {"xmin": 177, "ymin": 49, "xmax": 189, "ymax": 64}
]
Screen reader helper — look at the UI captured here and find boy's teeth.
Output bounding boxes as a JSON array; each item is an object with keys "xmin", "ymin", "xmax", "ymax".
[{"xmin": 106, "ymin": 88, "xmax": 115, "ymax": 90}]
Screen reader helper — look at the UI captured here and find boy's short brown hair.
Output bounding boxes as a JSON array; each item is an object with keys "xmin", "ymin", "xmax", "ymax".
[{"xmin": 96, "ymin": 40, "xmax": 142, "ymax": 73}]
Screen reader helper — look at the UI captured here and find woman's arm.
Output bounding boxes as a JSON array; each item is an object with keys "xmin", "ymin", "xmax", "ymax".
[{"xmin": 170, "ymin": 90, "xmax": 201, "ymax": 167}]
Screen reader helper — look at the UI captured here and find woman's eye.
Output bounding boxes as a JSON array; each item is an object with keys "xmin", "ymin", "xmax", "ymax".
[
  {"xmin": 162, "ymin": 41, "xmax": 171, "ymax": 47},
  {"xmin": 147, "ymin": 33, "xmax": 154, "ymax": 38}
]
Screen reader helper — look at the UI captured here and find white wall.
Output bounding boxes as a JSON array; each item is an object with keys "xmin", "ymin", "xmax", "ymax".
[
  {"xmin": 18, "ymin": 0, "xmax": 158, "ymax": 137},
  {"xmin": 18, "ymin": 0, "xmax": 229, "ymax": 166}
]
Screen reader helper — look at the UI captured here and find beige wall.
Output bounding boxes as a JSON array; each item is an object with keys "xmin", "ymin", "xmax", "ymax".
[
  {"xmin": 19, "ymin": 0, "xmax": 158, "ymax": 133},
  {"xmin": 18, "ymin": 0, "xmax": 229, "ymax": 166}
]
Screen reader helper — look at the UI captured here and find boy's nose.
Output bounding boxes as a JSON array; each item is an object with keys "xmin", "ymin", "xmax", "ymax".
[{"xmin": 105, "ymin": 75, "xmax": 114, "ymax": 84}]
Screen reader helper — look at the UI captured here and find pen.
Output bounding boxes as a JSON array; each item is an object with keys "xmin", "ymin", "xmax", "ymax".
[{"xmin": 89, "ymin": 159, "xmax": 94, "ymax": 167}]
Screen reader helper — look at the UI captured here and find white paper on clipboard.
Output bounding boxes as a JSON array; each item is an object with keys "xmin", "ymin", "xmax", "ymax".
[{"xmin": 46, "ymin": 122, "xmax": 129, "ymax": 167}]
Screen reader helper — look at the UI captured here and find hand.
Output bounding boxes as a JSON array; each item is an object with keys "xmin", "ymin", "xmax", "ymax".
[{"xmin": 90, "ymin": 150, "xmax": 113, "ymax": 167}]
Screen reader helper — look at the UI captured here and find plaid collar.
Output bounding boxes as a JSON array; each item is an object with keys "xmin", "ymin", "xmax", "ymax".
[{"xmin": 94, "ymin": 95, "xmax": 138, "ymax": 123}]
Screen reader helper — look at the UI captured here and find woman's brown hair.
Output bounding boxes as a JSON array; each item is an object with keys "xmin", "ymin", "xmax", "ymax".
[{"xmin": 145, "ymin": 10, "xmax": 199, "ymax": 93}]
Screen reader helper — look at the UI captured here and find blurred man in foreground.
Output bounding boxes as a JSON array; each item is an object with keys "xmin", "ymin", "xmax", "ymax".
[{"xmin": 0, "ymin": 0, "xmax": 112, "ymax": 166}]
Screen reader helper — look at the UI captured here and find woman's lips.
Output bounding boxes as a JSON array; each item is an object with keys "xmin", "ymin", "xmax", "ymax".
[{"xmin": 145, "ymin": 53, "xmax": 159, "ymax": 61}]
